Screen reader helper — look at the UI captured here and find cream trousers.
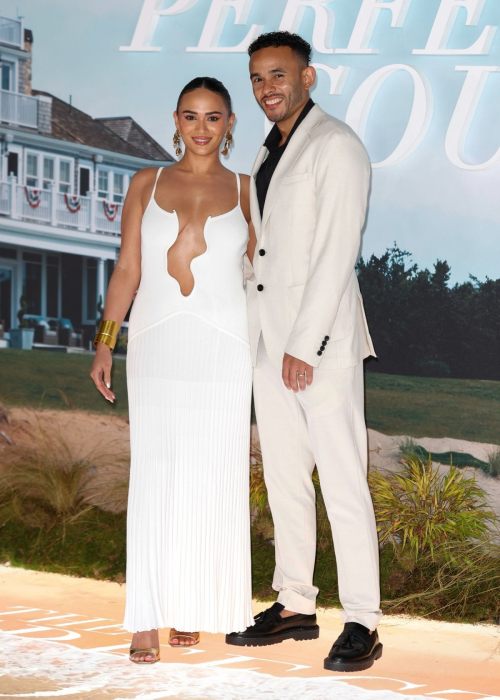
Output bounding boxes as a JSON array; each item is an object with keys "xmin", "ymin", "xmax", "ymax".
[{"xmin": 253, "ymin": 334, "xmax": 382, "ymax": 631}]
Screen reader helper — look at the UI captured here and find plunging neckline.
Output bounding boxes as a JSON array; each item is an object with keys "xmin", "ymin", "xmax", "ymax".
[
  {"xmin": 151, "ymin": 200, "xmax": 245, "ymax": 298},
  {"xmin": 151, "ymin": 196, "xmax": 241, "ymax": 223}
]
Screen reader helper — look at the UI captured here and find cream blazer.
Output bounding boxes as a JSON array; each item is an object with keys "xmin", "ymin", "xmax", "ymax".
[{"xmin": 246, "ymin": 103, "xmax": 376, "ymax": 370}]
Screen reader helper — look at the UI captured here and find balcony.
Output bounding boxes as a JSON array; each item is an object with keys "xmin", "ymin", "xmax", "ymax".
[
  {"xmin": 0, "ymin": 178, "xmax": 122, "ymax": 236},
  {"xmin": 0, "ymin": 17, "xmax": 22, "ymax": 49},
  {"xmin": 0, "ymin": 89, "xmax": 38, "ymax": 129}
]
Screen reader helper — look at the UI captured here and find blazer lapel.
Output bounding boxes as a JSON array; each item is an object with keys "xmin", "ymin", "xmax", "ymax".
[
  {"xmin": 261, "ymin": 104, "xmax": 325, "ymax": 232},
  {"xmin": 250, "ymin": 144, "xmax": 267, "ymax": 238}
]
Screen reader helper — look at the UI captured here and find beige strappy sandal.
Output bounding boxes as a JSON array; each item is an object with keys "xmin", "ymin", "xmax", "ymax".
[
  {"xmin": 169, "ymin": 628, "xmax": 200, "ymax": 647},
  {"xmin": 129, "ymin": 647, "xmax": 160, "ymax": 664}
]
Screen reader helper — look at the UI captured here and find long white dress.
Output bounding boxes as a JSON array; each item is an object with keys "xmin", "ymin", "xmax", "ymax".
[{"xmin": 123, "ymin": 167, "xmax": 254, "ymax": 634}]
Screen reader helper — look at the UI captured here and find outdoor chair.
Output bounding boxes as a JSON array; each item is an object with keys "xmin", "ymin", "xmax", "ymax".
[
  {"xmin": 24, "ymin": 315, "xmax": 59, "ymax": 346},
  {"xmin": 56, "ymin": 318, "xmax": 83, "ymax": 347}
]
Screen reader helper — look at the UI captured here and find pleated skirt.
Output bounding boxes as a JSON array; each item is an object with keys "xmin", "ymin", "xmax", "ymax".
[{"xmin": 123, "ymin": 312, "xmax": 254, "ymax": 634}]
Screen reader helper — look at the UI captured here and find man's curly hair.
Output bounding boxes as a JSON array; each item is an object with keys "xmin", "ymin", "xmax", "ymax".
[{"xmin": 248, "ymin": 31, "xmax": 312, "ymax": 66}]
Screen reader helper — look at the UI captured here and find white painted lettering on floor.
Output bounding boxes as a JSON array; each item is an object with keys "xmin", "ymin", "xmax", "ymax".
[{"xmin": 1, "ymin": 632, "xmax": 499, "ymax": 700}]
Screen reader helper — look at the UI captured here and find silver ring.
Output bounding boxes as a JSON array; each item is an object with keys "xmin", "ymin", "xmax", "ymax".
[{"xmin": 297, "ymin": 373, "xmax": 306, "ymax": 377}]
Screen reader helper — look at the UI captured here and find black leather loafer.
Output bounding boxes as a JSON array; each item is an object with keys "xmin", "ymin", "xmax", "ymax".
[
  {"xmin": 226, "ymin": 602, "xmax": 319, "ymax": 647},
  {"xmin": 324, "ymin": 622, "xmax": 383, "ymax": 672}
]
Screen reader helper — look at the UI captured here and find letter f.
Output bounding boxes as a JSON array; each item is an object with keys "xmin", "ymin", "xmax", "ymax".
[{"xmin": 120, "ymin": 0, "xmax": 199, "ymax": 52}]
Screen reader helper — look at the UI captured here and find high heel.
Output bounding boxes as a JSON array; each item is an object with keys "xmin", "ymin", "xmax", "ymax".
[
  {"xmin": 129, "ymin": 647, "xmax": 160, "ymax": 664},
  {"xmin": 169, "ymin": 628, "xmax": 200, "ymax": 647}
]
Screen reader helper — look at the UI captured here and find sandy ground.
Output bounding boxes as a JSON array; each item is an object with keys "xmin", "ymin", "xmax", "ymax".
[
  {"xmin": 0, "ymin": 405, "xmax": 130, "ymax": 464},
  {"xmin": 0, "ymin": 565, "xmax": 499, "ymax": 700},
  {"xmin": 1, "ymin": 405, "xmax": 498, "ymax": 516},
  {"xmin": 366, "ymin": 428, "xmax": 500, "ymax": 516}
]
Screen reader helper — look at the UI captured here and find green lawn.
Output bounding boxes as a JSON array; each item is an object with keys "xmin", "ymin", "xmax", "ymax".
[
  {"xmin": 365, "ymin": 371, "xmax": 500, "ymax": 444},
  {"xmin": 0, "ymin": 348, "xmax": 129, "ymax": 416},
  {"xmin": 0, "ymin": 349, "xmax": 499, "ymax": 444}
]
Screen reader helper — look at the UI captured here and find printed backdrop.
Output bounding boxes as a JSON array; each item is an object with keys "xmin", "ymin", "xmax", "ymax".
[{"xmin": 16, "ymin": 0, "xmax": 500, "ymax": 284}]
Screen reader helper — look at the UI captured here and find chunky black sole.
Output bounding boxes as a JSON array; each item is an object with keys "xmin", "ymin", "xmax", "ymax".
[
  {"xmin": 324, "ymin": 642, "xmax": 383, "ymax": 672},
  {"xmin": 225, "ymin": 625, "xmax": 320, "ymax": 647}
]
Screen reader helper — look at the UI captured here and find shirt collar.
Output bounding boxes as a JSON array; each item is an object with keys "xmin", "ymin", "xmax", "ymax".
[{"xmin": 264, "ymin": 98, "xmax": 315, "ymax": 153}]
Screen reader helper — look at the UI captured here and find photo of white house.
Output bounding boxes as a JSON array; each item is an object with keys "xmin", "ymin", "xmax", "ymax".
[{"xmin": 0, "ymin": 14, "xmax": 173, "ymax": 350}]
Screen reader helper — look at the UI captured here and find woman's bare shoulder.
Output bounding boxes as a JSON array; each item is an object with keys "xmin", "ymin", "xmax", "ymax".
[
  {"xmin": 126, "ymin": 167, "xmax": 157, "ymax": 202},
  {"xmin": 128, "ymin": 165, "xmax": 178, "ymax": 208},
  {"xmin": 129, "ymin": 167, "xmax": 160, "ymax": 190}
]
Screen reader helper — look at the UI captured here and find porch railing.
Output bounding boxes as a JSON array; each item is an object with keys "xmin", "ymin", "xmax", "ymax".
[
  {"xmin": 18, "ymin": 184, "xmax": 51, "ymax": 223},
  {"xmin": 0, "ymin": 177, "xmax": 122, "ymax": 236},
  {"xmin": 0, "ymin": 90, "xmax": 38, "ymax": 129}
]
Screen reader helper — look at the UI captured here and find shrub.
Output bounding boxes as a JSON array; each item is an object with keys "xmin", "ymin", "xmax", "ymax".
[
  {"xmin": 384, "ymin": 536, "xmax": 500, "ymax": 621},
  {"xmin": 249, "ymin": 443, "xmax": 267, "ymax": 514},
  {"xmin": 369, "ymin": 455, "xmax": 497, "ymax": 560},
  {"xmin": 487, "ymin": 447, "xmax": 500, "ymax": 478},
  {"xmin": 1, "ymin": 444, "xmax": 95, "ymax": 529},
  {"xmin": 0, "ymin": 420, "xmax": 129, "ymax": 527},
  {"xmin": 398, "ymin": 436, "xmax": 419, "ymax": 461}
]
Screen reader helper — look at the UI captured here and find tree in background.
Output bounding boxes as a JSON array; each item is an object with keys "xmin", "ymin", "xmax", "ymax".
[{"xmin": 357, "ymin": 245, "xmax": 500, "ymax": 380}]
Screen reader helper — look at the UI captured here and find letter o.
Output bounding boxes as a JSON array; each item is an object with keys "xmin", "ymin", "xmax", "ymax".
[{"xmin": 346, "ymin": 64, "xmax": 434, "ymax": 168}]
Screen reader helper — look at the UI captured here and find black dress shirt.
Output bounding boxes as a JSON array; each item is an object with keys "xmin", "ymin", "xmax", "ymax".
[{"xmin": 256, "ymin": 98, "xmax": 315, "ymax": 217}]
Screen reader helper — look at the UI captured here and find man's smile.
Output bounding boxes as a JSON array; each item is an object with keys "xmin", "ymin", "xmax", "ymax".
[{"xmin": 263, "ymin": 96, "xmax": 284, "ymax": 109}]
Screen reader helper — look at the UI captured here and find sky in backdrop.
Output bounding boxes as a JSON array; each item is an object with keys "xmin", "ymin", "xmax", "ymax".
[{"xmin": 6, "ymin": 0, "xmax": 500, "ymax": 283}]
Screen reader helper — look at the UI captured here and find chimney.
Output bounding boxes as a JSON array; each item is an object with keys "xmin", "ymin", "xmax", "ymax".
[
  {"xmin": 36, "ymin": 95, "xmax": 52, "ymax": 134},
  {"xmin": 23, "ymin": 29, "xmax": 33, "ymax": 95}
]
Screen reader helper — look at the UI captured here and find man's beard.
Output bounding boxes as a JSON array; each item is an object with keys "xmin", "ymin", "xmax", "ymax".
[{"xmin": 261, "ymin": 84, "xmax": 304, "ymax": 123}]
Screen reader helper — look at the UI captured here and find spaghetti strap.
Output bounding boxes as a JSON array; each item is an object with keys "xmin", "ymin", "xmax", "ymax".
[
  {"xmin": 150, "ymin": 166, "xmax": 164, "ymax": 204},
  {"xmin": 235, "ymin": 172, "xmax": 241, "ymax": 205}
]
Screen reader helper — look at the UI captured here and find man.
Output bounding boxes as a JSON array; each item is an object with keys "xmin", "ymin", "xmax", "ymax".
[{"xmin": 226, "ymin": 32, "xmax": 383, "ymax": 672}]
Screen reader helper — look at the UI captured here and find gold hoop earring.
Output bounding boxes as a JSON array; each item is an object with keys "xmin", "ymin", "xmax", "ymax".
[
  {"xmin": 173, "ymin": 129, "xmax": 182, "ymax": 157},
  {"xmin": 221, "ymin": 131, "xmax": 233, "ymax": 156}
]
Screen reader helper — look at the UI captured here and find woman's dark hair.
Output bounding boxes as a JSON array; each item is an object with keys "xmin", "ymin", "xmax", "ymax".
[
  {"xmin": 248, "ymin": 31, "xmax": 312, "ymax": 66},
  {"xmin": 177, "ymin": 77, "xmax": 232, "ymax": 114}
]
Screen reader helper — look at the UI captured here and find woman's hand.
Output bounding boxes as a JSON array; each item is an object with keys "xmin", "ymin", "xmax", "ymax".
[{"xmin": 90, "ymin": 343, "xmax": 115, "ymax": 403}]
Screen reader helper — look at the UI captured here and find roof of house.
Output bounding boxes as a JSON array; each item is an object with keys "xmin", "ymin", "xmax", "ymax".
[
  {"xmin": 96, "ymin": 117, "xmax": 174, "ymax": 162},
  {"xmin": 32, "ymin": 90, "xmax": 174, "ymax": 162}
]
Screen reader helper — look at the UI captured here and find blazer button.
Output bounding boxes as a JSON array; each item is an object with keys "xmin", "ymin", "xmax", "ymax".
[
  {"xmin": 258, "ymin": 249, "xmax": 266, "ymax": 256},
  {"xmin": 321, "ymin": 343, "xmax": 326, "ymax": 349},
  {"xmin": 317, "ymin": 350, "xmax": 323, "ymax": 356},
  {"xmin": 257, "ymin": 284, "xmax": 264, "ymax": 291},
  {"xmin": 324, "ymin": 335, "xmax": 330, "ymax": 341}
]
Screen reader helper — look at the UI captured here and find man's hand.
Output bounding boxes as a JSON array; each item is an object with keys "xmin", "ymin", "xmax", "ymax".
[{"xmin": 282, "ymin": 353, "xmax": 314, "ymax": 392}]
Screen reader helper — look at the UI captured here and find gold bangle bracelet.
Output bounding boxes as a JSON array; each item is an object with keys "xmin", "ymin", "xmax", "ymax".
[
  {"xmin": 97, "ymin": 320, "xmax": 120, "ymax": 337},
  {"xmin": 93, "ymin": 319, "xmax": 120, "ymax": 349},
  {"xmin": 94, "ymin": 334, "xmax": 116, "ymax": 350}
]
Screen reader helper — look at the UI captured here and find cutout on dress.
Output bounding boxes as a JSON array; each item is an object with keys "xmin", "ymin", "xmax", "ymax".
[{"xmin": 165, "ymin": 216, "xmax": 208, "ymax": 297}]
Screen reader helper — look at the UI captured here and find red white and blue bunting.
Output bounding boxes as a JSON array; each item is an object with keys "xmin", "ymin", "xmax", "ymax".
[
  {"xmin": 25, "ymin": 187, "xmax": 41, "ymax": 208},
  {"xmin": 64, "ymin": 194, "xmax": 81, "ymax": 213},
  {"xmin": 103, "ymin": 200, "xmax": 119, "ymax": 221}
]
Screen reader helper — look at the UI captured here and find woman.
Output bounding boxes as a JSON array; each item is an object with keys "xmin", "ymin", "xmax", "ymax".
[{"xmin": 90, "ymin": 77, "xmax": 257, "ymax": 663}]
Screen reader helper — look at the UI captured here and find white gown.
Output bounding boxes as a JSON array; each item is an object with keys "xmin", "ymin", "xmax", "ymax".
[{"xmin": 123, "ymin": 167, "xmax": 254, "ymax": 634}]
